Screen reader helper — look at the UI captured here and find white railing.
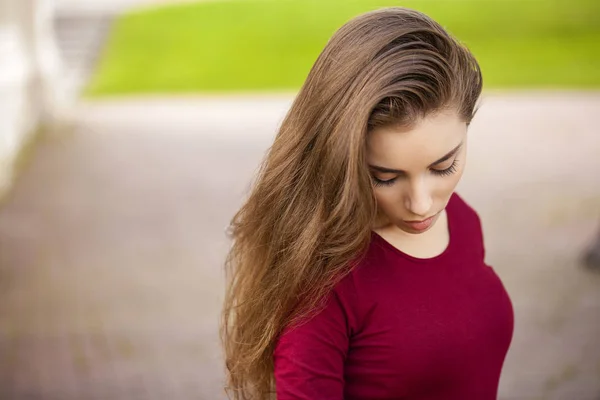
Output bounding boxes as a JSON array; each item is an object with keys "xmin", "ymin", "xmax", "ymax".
[{"xmin": 0, "ymin": 0, "xmax": 66, "ymax": 195}]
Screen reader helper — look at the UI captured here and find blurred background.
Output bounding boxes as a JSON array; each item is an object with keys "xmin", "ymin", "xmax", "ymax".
[{"xmin": 0, "ymin": 0, "xmax": 599, "ymax": 399}]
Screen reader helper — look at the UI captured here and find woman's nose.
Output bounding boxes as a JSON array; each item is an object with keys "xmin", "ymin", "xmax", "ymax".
[{"xmin": 404, "ymin": 178, "xmax": 433, "ymax": 218}]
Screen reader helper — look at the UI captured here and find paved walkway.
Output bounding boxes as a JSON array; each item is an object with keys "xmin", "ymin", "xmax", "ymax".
[{"xmin": 0, "ymin": 93, "xmax": 599, "ymax": 399}]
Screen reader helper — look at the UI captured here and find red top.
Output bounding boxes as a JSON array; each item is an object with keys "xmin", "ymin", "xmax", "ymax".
[{"xmin": 274, "ymin": 193, "xmax": 514, "ymax": 400}]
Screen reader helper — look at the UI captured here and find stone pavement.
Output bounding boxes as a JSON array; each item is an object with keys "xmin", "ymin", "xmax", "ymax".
[{"xmin": 0, "ymin": 93, "xmax": 599, "ymax": 399}]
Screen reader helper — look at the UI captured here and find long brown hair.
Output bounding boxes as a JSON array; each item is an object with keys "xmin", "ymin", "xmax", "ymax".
[{"xmin": 221, "ymin": 7, "xmax": 482, "ymax": 399}]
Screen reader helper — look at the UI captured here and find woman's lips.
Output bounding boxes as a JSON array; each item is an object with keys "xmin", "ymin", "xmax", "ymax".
[{"xmin": 403, "ymin": 215, "xmax": 436, "ymax": 232}]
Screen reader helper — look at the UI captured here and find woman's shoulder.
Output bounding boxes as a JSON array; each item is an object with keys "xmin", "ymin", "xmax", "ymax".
[
  {"xmin": 448, "ymin": 192, "xmax": 485, "ymax": 235},
  {"xmin": 448, "ymin": 192, "xmax": 486, "ymax": 258},
  {"xmin": 448, "ymin": 192, "xmax": 482, "ymax": 223}
]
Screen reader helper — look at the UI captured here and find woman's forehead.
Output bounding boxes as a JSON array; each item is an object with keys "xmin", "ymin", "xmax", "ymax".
[{"xmin": 366, "ymin": 111, "xmax": 467, "ymax": 168}]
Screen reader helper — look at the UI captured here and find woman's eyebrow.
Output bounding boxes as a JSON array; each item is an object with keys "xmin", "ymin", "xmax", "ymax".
[
  {"xmin": 368, "ymin": 142, "xmax": 463, "ymax": 174},
  {"xmin": 428, "ymin": 142, "xmax": 463, "ymax": 167}
]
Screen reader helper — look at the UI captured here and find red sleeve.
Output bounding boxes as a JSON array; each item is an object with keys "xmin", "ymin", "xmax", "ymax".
[{"xmin": 273, "ymin": 287, "xmax": 352, "ymax": 400}]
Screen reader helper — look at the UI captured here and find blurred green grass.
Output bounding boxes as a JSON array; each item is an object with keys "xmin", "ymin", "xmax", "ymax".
[{"xmin": 85, "ymin": 0, "xmax": 600, "ymax": 96}]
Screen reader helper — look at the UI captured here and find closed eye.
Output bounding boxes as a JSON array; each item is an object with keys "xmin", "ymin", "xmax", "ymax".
[
  {"xmin": 431, "ymin": 159, "xmax": 459, "ymax": 177},
  {"xmin": 371, "ymin": 159, "xmax": 459, "ymax": 187},
  {"xmin": 372, "ymin": 176, "xmax": 397, "ymax": 187}
]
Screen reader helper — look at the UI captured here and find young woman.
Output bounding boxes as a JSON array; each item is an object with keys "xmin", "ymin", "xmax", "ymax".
[{"xmin": 222, "ymin": 7, "xmax": 514, "ymax": 400}]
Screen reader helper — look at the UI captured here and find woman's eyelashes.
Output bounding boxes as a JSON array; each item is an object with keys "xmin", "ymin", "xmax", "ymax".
[
  {"xmin": 372, "ymin": 176, "xmax": 397, "ymax": 187},
  {"xmin": 431, "ymin": 159, "xmax": 459, "ymax": 177},
  {"xmin": 372, "ymin": 159, "xmax": 459, "ymax": 187}
]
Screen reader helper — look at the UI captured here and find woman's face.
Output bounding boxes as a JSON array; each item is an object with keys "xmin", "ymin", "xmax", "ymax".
[{"xmin": 366, "ymin": 110, "xmax": 468, "ymax": 234}]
